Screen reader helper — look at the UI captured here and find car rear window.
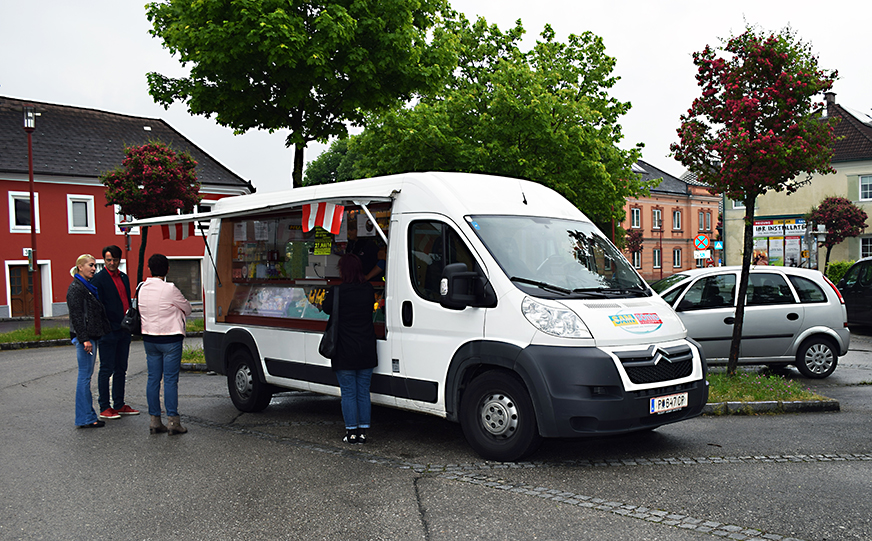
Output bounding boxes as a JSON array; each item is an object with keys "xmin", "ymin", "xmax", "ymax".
[{"xmin": 788, "ymin": 275, "xmax": 827, "ymax": 303}]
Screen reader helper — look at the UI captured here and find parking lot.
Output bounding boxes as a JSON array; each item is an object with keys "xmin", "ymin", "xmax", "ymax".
[{"xmin": 2, "ymin": 331, "xmax": 871, "ymax": 540}]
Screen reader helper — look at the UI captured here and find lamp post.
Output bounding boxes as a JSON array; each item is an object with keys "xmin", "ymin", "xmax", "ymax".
[{"xmin": 23, "ymin": 106, "xmax": 41, "ymax": 335}]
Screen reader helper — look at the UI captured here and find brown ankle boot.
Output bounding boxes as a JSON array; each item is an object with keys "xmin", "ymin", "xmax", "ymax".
[
  {"xmin": 149, "ymin": 415, "xmax": 167, "ymax": 434},
  {"xmin": 167, "ymin": 416, "xmax": 187, "ymax": 435}
]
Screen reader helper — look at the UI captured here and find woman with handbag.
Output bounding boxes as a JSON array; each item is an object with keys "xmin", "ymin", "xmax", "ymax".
[
  {"xmin": 138, "ymin": 254, "xmax": 192, "ymax": 435},
  {"xmin": 322, "ymin": 254, "xmax": 378, "ymax": 444},
  {"xmin": 66, "ymin": 254, "xmax": 111, "ymax": 428}
]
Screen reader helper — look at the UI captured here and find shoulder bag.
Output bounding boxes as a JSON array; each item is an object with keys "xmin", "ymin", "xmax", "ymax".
[
  {"xmin": 318, "ymin": 287, "xmax": 339, "ymax": 359},
  {"xmin": 120, "ymin": 283, "xmax": 143, "ymax": 335}
]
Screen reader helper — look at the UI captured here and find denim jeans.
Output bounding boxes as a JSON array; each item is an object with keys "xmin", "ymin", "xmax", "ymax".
[
  {"xmin": 334, "ymin": 368, "xmax": 374, "ymax": 430},
  {"xmin": 144, "ymin": 340, "xmax": 183, "ymax": 417},
  {"xmin": 97, "ymin": 329, "xmax": 132, "ymax": 411},
  {"xmin": 75, "ymin": 341, "xmax": 99, "ymax": 426}
]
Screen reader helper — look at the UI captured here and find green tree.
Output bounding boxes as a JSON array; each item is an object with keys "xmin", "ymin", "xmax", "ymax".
[
  {"xmin": 807, "ymin": 196, "xmax": 868, "ymax": 273},
  {"xmin": 146, "ymin": 0, "xmax": 457, "ymax": 188},
  {"xmin": 101, "ymin": 141, "xmax": 201, "ymax": 284},
  {"xmin": 303, "ymin": 137, "xmax": 359, "ymax": 186},
  {"xmin": 671, "ymin": 26, "xmax": 838, "ymax": 375},
  {"xmin": 349, "ymin": 16, "xmax": 647, "ymax": 225}
]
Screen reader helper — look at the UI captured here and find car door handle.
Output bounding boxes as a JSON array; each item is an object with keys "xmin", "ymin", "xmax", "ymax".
[
  {"xmin": 724, "ymin": 317, "xmax": 735, "ymax": 325},
  {"xmin": 402, "ymin": 301, "xmax": 413, "ymax": 327},
  {"xmin": 787, "ymin": 312, "xmax": 799, "ymax": 321}
]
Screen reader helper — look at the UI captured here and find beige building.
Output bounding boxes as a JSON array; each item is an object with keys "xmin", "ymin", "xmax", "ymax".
[{"xmin": 723, "ymin": 92, "xmax": 872, "ymax": 267}]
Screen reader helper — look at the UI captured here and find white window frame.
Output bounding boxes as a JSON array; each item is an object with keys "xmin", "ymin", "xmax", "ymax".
[
  {"xmin": 733, "ymin": 200, "xmax": 745, "ymax": 209},
  {"xmin": 632, "ymin": 251, "xmax": 641, "ymax": 269},
  {"xmin": 861, "ymin": 175, "xmax": 872, "ymax": 201},
  {"xmin": 673, "ymin": 248, "xmax": 682, "ymax": 268},
  {"xmin": 66, "ymin": 195, "xmax": 96, "ymax": 234},
  {"xmin": 673, "ymin": 210, "xmax": 682, "ymax": 230},
  {"xmin": 630, "ymin": 207, "xmax": 641, "ymax": 229},
  {"xmin": 862, "ymin": 237, "xmax": 872, "ymax": 259},
  {"xmin": 706, "ymin": 211, "xmax": 712, "ymax": 231},
  {"xmin": 698, "ymin": 211, "xmax": 705, "ymax": 231},
  {"xmin": 114, "ymin": 205, "xmax": 140, "ymax": 235},
  {"xmin": 653, "ymin": 248, "xmax": 661, "ymax": 269},
  {"xmin": 194, "ymin": 200, "xmax": 216, "ymax": 236},
  {"xmin": 9, "ymin": 191, "xmax": 40, "ymax": 233},
  {"xmin": 652, "ymin": 209, "xmax": 662, "ymax": 230}
]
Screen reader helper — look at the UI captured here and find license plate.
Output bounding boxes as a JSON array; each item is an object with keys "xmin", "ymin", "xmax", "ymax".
[{"xmin": 650, "ymin": 392, "xmax": 688, "ymax": 414}]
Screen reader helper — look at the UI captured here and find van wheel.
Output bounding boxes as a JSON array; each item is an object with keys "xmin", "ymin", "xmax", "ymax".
[
  {"xmin": 795, "ymin": 337, "xmax": 838, "ymax": 379},
  {"xmin": 460, "ymin": 370, "xmax": 542, "ymax": 462},
  {"xmin": 228, "ymin": 350, "xmax": 272, "ymax": 412}
]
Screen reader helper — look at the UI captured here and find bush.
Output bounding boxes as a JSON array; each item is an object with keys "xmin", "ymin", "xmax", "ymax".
[{"xmin": 826, "ymin": 260, "xmax": 854, "ymax": 285}]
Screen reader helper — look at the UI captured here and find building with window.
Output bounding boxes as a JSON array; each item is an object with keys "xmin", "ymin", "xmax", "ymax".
[
  {"xmin": 722, "ymin": 92, "xmax": 872, "ymax": 266},
  {"xmin": 0, "ymin": 96, "xmax": 254, "ymax": 318},
  {"xmin": 622, "ymin": 160, "xmax": 720, "ymax": 282}
]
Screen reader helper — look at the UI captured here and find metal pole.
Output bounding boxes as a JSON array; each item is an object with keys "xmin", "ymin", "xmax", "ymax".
[{"xmin": 25, "ymin": 126, "xmax": 42, "ymax": 335}]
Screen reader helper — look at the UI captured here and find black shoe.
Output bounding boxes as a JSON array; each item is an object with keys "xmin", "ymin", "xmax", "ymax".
[
  {"xmin": 79, "ymin": 420, "xmax": 105, "ymax": 428},
  {"xmin": 358, "ymin": 429, "xmax": 367, "ymax": 444},
  {"xmin": 342, "ymin": 430, "xmax": 358, "ymax": 444}
]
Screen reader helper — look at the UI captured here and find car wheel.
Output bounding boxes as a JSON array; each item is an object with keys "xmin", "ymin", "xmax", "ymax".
[
  {"xmin": 227, "ymin": 349, "xmax": 272, "ymax": 412},
  {"xmin": 459, "ymin": 370, "xmax": 542, "ymax": 462},
  {"xmin": 795, "ymin": 337, "xmax": 838, "ymax": 379}
]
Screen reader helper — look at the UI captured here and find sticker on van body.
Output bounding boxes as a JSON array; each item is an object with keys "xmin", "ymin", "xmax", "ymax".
[{"xmin": 609, "ymin": 312, "xmax": 663, "ymax": 334}]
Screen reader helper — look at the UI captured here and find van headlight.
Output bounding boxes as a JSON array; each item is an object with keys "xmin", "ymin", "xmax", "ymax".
[{"xmin": 522, "ymin": 297, "xmax": 591, "ymax": 338}]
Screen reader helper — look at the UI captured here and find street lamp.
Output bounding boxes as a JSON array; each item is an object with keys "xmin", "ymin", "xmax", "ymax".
[{"xmin": 23, "ymin": 106, "xmax": 41, "ymax": 335}]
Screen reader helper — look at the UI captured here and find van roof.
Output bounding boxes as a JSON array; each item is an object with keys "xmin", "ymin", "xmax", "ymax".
[{"xmin": 126, "ymin": 172, "xmax": 590, "ymax": 227}]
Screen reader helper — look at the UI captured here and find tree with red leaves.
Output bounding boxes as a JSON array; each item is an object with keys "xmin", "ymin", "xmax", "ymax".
[
  {"xmin": 808, "ymin": 196, "xmax": 868, "ymax": 273},
  {"xmin": 101, "ymin": 141, "xmax": 201, "ymax": 284},
  {"xmin": 671, "ymin": 26, "xmax": 838, "ymax": 374}
]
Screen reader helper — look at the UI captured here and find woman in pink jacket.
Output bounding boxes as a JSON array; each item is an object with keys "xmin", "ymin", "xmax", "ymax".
[{"xmin": 138, "ymin": 254, "xmax": 192, "ymax": 435}]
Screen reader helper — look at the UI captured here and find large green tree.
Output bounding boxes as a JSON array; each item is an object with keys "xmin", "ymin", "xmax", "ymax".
[
  {"xmin": 671, "ymin": 26, "xmax": 838, "ymax": 374},
  {"xmin": 146, "ymin": 0, "xmax": 456, "ymax": 188},
  {"xmin": 347, "ymin": 16, "xmax": 647, "ymax": 225}
]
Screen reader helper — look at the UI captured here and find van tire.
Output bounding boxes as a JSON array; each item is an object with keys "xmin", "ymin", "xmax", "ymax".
[
  {"xmin": 227, "ymin": 350, "xmax": 272, "ymax": 412},
  {"xmin": 460, "ymin": 370, "xmax": 542, "ymax": 462},
  {"xmin": 795, "ymin": 337, "xmax": 838, "ymax": 379}
]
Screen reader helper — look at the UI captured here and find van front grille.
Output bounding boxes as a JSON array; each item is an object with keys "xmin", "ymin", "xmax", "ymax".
[{"xmin": 614, "ymin": 345, "xmax": 694, "ymax": 384}]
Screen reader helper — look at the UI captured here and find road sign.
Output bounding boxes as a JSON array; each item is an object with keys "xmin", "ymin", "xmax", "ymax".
[
  {"xmin": 714, "ymin": 240, "xmax": 723, "ymax": 250},
  {"xmin": 693, "ymin": 234, "xmax": 710, "ymax": 250},
  {"xmin": 694, "ymin": 250, "xmax": 711, "ymax": 259}
]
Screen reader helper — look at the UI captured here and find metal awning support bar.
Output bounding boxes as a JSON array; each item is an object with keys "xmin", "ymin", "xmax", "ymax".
[{"xmin": 353, "ymin": 199, "xmax": 389, "ymax": 244}]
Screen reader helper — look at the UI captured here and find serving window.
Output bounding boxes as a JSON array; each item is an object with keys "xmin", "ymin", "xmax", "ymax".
[{"xmin": 214, "ymin": 203, "xmax": 390, "ymax": 336}]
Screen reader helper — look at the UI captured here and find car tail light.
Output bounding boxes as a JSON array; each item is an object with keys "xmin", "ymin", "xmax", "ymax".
[{"xmin": 823, "ymin": 276, "xmax": 844, "ymax": 304}]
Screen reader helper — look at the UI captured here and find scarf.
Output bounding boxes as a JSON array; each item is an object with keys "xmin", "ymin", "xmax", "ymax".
[{"xmin": 74, "ymin": 274, "xmax": 99, "ymax": 299}]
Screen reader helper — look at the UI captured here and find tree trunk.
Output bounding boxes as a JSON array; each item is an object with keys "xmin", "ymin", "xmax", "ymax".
[
  {"xmin": 137, "ymin": 225, "xmax": 149, "ymax": 286},
  {"xmin": 292, "ymin": 143, "xmax": 305, "ymax": 188},
  {"xmin": 823, "ymin": 245, "xmax": 832, "ymax": 275},
  {"xmin": 727, "ymin": 195, "xmax": 757, "ymax": 376}
]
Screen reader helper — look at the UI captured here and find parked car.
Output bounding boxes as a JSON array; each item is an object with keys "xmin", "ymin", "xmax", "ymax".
[
  {"xmin": 651, "ymin": 266, "xmax": 849, "ymax": 378},
  {"xmin": 837, "ymin": 257, "xmax": 872, "ymax": 328}
]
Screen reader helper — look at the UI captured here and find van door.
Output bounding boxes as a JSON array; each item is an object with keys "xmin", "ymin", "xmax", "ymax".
[{"xmin": 387, "ymin": 215, "xmax": 487, "ymax": 413}]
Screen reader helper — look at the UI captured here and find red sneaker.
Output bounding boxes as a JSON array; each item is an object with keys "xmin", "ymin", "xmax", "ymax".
[
  {"xmin": 116, "ymin": 405, "xmax": 140, "ymax": 416},
  {"xmin": 99, "ymin": 408, "xmax": 121, "ymax": 420}
]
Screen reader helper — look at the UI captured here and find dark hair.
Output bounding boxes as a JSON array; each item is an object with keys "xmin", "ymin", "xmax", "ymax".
[
  {"xmin": 148, "ymin": 253, "xmax": 169, "ymax": 277},
  {"xmin": 102, "ymin": 245, "xmax": 122, "ymax": 259},
  {"xmin": 338, "ymin": 253, "xmax": 366, "ymax": 283}
]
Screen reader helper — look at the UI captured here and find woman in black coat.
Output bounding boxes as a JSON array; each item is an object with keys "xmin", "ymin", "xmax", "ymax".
[
  {"xmin": 323, "ymin": 254, "xmax": 378, "ymax": 444},
  {"xmin": 66, "ymin": 254, "xmax": 111, "ymax": 428}
]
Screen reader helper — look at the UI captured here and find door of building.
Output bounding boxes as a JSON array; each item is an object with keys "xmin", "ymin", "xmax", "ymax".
[{"xmin": 9, "ymin": 265, "xmax": 37, "ymax": 317}]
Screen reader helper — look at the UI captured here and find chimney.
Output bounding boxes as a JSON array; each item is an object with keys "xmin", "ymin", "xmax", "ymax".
[{"xmin": 825, "ymin": 91, "xmax": 837, "ymax": 118}]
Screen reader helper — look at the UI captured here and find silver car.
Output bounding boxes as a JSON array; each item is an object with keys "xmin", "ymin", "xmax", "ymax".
[{"xmin": 651, "ymin": 266, "xmax": 850, "ymax": 378}]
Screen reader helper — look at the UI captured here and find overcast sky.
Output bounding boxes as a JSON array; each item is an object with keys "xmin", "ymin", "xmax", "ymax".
[{"xmin": 2, "ymin": 0, "xmax": 868, "ymax": 194}]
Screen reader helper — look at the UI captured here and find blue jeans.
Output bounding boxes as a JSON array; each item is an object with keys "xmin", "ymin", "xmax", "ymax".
[
  {"xmin": 144, "ymin": 340, "xmax": 183, "ymax": 417},
  {"xmin": 75, "ymin": 341, "xmax": 99, "ymax": 426},
  {"xmin": 97, "ymin": 329, "xmax": 132, "ymax": 411},
  {"xmin": 335, "ymin": 368, "xmax": 374, "ymax": 430}
]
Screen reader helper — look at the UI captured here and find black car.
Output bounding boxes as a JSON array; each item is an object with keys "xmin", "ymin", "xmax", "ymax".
[{"xmin": 837, "ymin": 257, "xmax": 872, "ymax": 327}]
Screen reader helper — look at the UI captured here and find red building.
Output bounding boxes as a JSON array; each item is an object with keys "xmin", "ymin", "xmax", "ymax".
[{"xmin": 0, "ymin": 96, "xmax": 253, "ymax": 318}]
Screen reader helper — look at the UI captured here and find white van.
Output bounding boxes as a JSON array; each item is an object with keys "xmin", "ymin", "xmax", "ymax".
[{"xmin": 134, "ymin": 172, "xmax": 708, "ymax": 461}]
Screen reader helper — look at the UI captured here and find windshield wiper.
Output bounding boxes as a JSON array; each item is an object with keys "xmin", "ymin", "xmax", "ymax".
[
  {"xmin": 510, "ymin": 276, "xmax": 570, "ymax": 295},
  {"xmin": 573, "ymin": 287, "xmax": 651, "ymax": 298}
]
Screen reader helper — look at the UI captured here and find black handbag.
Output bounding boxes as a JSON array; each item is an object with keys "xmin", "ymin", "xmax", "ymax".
[
  {"xmin": 319, "ymin": 287, "xmax": 339, "ymax": 358},
  {"xmin": 120, "ymin": 283, "xmax": 143, "ymax": 335}
]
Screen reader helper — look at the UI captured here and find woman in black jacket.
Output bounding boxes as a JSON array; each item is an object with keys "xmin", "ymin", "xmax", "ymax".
[
  {"xmin": 323, "ymin": 254, "xmax": 378, "ymax": 444},
  {"xmin": 66, "ymin": 254, "xmax": 111, "ymax": 428}
]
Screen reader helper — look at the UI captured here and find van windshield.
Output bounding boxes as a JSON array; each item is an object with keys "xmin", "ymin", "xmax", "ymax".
[{"xmin": 468, "ymin": 215, "xmax": 650, "ymax": 298}]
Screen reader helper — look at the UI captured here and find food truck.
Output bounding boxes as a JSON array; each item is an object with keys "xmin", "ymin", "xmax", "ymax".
[{"xmin": 131, "ymin": 172, "xmax": 708, "ymax": 461}]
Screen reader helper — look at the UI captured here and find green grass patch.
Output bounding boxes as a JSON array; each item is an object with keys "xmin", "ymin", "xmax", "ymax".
[
  {"xmin": 185, "ymin": 318, "xmax": 204, "ymax": 333},
  {"xmin": 181, "ymin": 344, "xmax": 205, "ymax": 364},
  {"xmin": 708, "ymin": 371, "xmax": 826, "ymax": 402},
  {"xmin": 0, "ymin": 326, "xmax": 70, "ymax": 344}
]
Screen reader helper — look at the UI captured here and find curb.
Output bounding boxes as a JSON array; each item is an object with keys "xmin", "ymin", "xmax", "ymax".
[
  {"xmin": 0, "ymin": 331, "xmax": 205, "ymax": 351},
  {"xmin": 703, "ymin": 399, "xmax": 840, "ymax": 415}
]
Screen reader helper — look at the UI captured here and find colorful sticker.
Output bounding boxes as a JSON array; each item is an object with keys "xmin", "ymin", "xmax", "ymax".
[{"xmin": 609, "ymin": 312, "xmax": 663, "ymax": 334}]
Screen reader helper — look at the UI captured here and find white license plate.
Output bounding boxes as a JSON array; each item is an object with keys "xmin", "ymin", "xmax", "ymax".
[{"xmin": 650, "ymin": 392, "xmax": 688, "ymax": 414}]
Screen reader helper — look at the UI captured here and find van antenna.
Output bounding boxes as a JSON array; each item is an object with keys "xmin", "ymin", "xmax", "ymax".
[{"xmin": 519, "ymin": 181, "xmax": 527, "ymax": 205}]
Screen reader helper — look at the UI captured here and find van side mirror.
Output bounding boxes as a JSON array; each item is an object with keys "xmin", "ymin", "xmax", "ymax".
[{"xmin": 440, "ymin": 263, "xmax": 497, "ymax": 310}]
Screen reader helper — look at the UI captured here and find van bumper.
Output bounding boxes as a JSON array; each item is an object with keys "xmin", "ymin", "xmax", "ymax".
[{"xmin": 516, "ymin": 344, "xmax": 708, "ymax": 439}]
